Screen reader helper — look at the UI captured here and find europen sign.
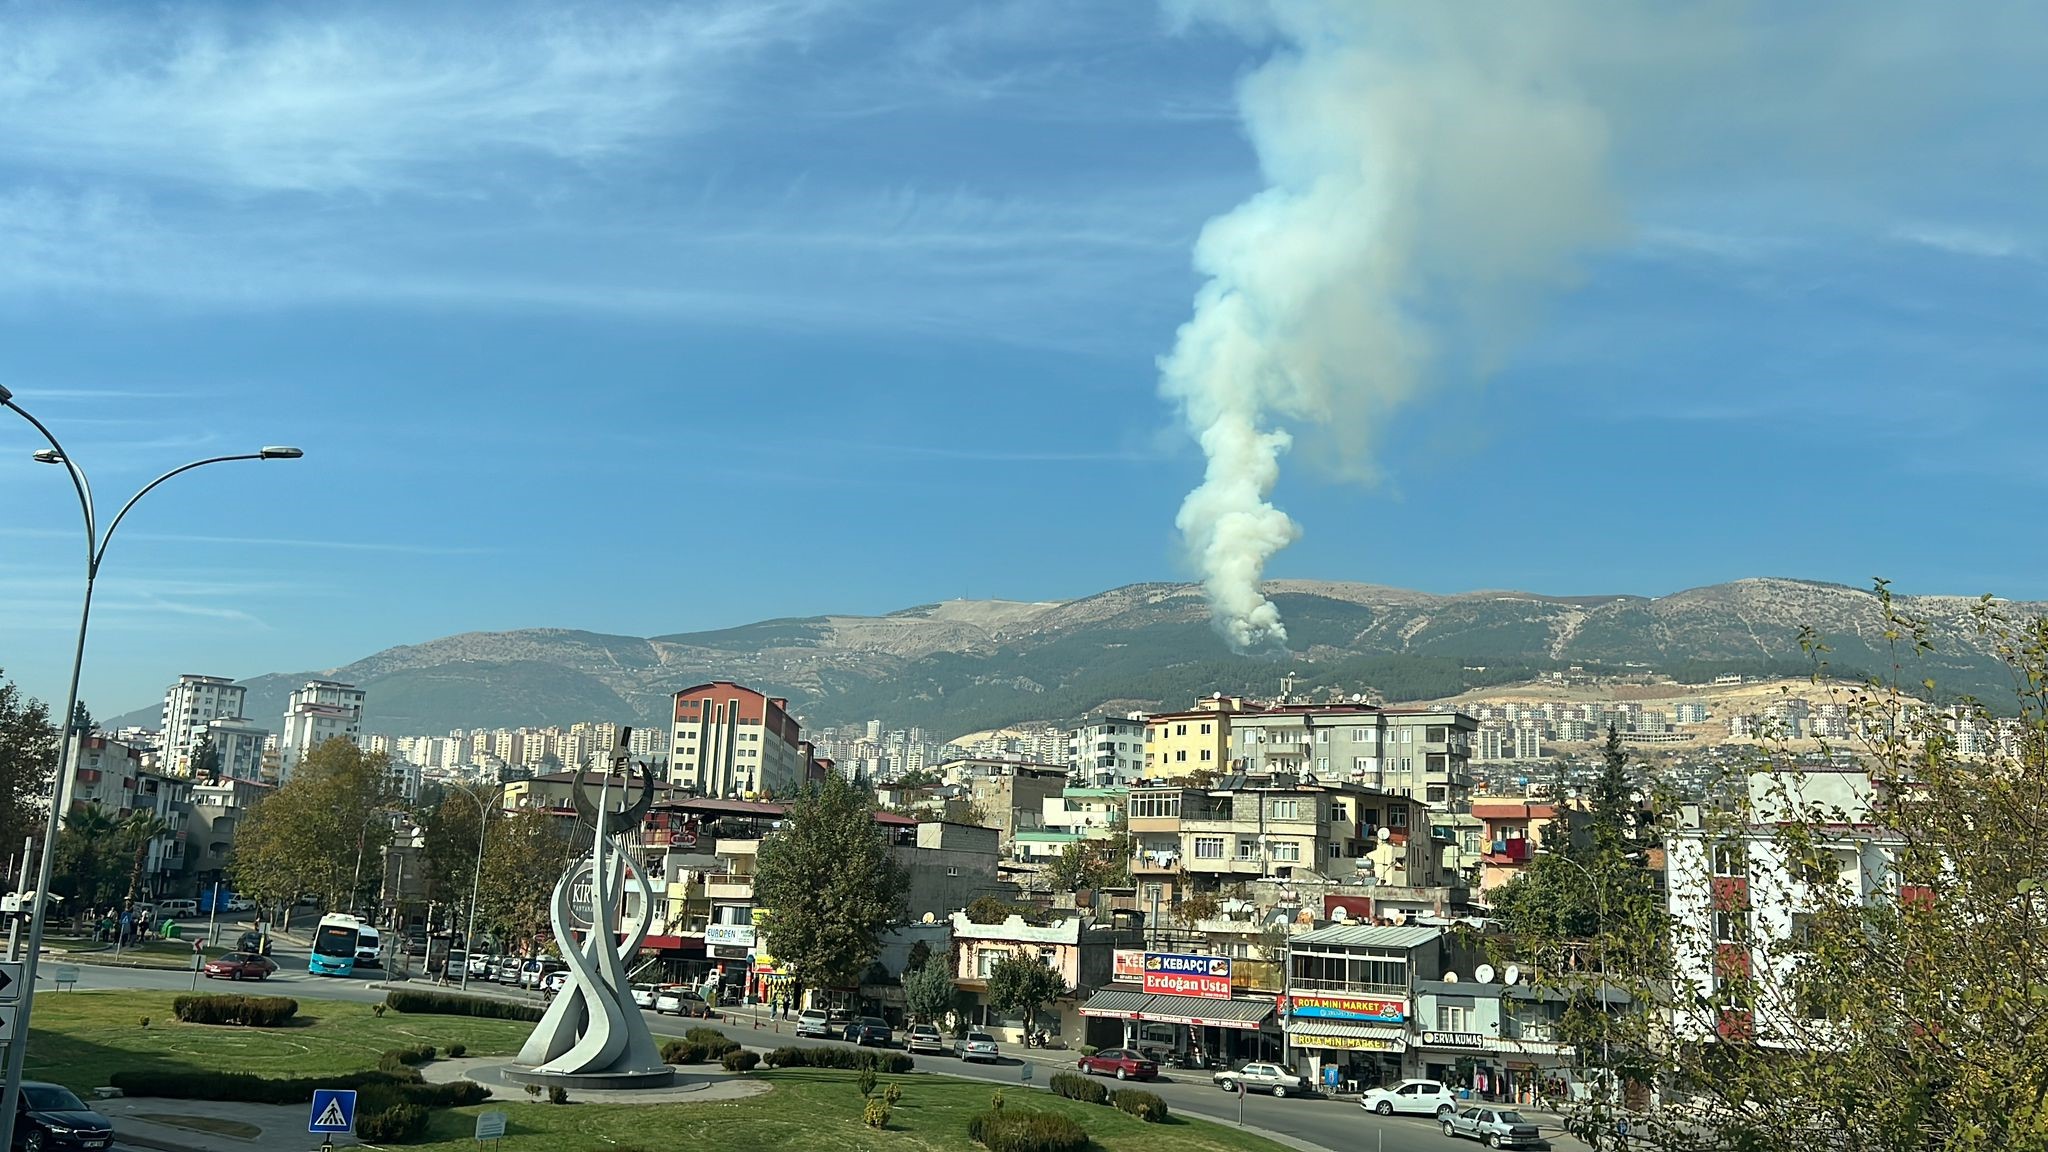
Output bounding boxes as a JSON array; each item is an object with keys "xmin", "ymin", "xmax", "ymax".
[{"xmin": 1142, "ymin": 952, "xmax": 1232, "ymax": 1000}]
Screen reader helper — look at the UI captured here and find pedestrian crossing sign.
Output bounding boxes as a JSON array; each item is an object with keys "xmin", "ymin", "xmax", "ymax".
[{"xmin": 309, "ymin": 1088, "xmax": 358, "ymax": 1134}]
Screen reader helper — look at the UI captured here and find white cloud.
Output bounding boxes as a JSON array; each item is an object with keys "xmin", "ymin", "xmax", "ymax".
[{"xmin": 1891, "ymin": 224, "xmax": 2032, "ymax": 261}]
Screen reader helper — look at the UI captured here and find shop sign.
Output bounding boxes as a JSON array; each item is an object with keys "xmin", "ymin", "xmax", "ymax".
[
  {"xmin": 1290, "ymin": 1033, "xmax": 1398, "ymax": 1052},
  {"xmin": 710, "ymin": 945, "xmax": 748, "ymax": 960},
  {"xmin": 705, "ymin": 924, "xmax": 757, "ymax": 948},
  {"xmin": 1286, "ymin": 993, "xmax": 1406, "ymax": 1023},
  {"xmin": 1113, "ymin": 949, "xmax": 1147, "ymax": 980},
  {"xmin": 1143, "ymin": 952, "xmax": 1232, "ymax": 1000},
  {"xmin": 1420, "ymin": 1031, "xmax": 1490, "ymax": 1050}
]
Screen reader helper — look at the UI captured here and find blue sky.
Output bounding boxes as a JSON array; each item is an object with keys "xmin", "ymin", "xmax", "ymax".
[{"xmin": 0, "ymin": 0, "xmax": 2043, "ymax": 716}]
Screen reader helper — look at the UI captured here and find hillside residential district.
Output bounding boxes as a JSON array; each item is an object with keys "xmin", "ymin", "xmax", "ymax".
[{"xmin": 36, "ymin": 668, "xmax": 1967, "ymax": 1114}]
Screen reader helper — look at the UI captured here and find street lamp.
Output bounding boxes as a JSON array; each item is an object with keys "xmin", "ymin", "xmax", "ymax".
[
  {"xmin": 0, "ymin": 385, "xmax": 301, "ymax": 1149},
  {"xmin": 455, "ymin": 786, "xmax": 495, "ymax": 990},
  {"xmin": 1536, "ymin": 847, "xmax": 1613, "ymax": 1103}
]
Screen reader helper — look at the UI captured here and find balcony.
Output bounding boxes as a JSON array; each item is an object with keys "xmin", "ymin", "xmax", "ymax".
[
  {"xmin": 705, "ymin": 873, "xmax": 755, "ymax": 901},
  {"xmin": 1132, "ymin": 852, "xmax": 1181, "ymax": 875}
]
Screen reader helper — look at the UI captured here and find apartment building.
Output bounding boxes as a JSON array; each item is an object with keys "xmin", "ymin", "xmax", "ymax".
[
  {"xmin": 1144, "ymin": 695, "xmax": 1249, "ymax": 780},
  {"xmin": 670, "ymin": 681, "xmax": 807, "ymax": 798},
  {"xmin": 203, "ymin": 716, "xmax": 270, "ymax": 782},
  {"xmin": 959, "ymin": 763, "xmax": 1068, "ymax": 848},
  {"xmin": 278, "ymin": 680, "xmax": 365, "ymax": 779},
  {"xmin": 1283, "ymin": 923, "xmax": 1449, "ymax": 1088},
  {"xmin": 1068, "ymin": 714, "xmax": 1147, "ymax": 787},
  {"xmin": 160, "ymin": 674, "xmax": 248, "ymax": 775},
  {"xmin": 1229, "ymin": 705, "xmax": 1476, "ymax": 810}
]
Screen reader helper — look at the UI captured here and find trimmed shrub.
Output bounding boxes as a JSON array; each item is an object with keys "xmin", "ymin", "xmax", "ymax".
[
  {"xmin": 857, "ymin": 1068, "xmax": 878, "ymax": 1098},
  {"xmin": 684, "ymin": 1026, "xmax": 729, "ymax": 1045},
  {"xmin": 1078, "ymin": 1045, "xmax": 1099, "ymax": 1058},
  {"xmin": 549, "ymin": 1085, "xmax": 570, "ymax": 1105},
  {"xmin": 968, "ymin": 1109, "xmax": 1090, "ymax": 1152},
  {"xmin": 721, "ymin": 1049, "xmax": 760, "ymax": 1073},
  {"xmin": 171, "ymin": 995, "xmax": 299, "ymax": 1027},
  {"xmin": 1050, "ymin": 1072, "xmax": 1108, "ymax": 1105},
  {"xmin": 111, "ymin": 1067, "xmax": 418, "ymax": 1106},
  {"xmin": 384, "ymin": 989, "xmax": 544, "ymax": 1022},
  {"xmin": 883, "ymin": 1083, "xmax": 903, "ymax": 1106},
  {"xmin": 1111, "ymin": 1089, "xmax": 1167, "ymax": 1123},
  {"xmin": 757, "ymin": 1046, "xmax": 912, "ymax": 1073},
  {"xmin": 356, "ymin": 1103, "xmax": 428, "ymax": 1142},
  {"xmin": 446, "ymin": 1043, "xmax": 467, "ymax": 1059},
  {"xmin": 864, "ymin": 1099, "xmax": 891, "ymax": 1129},
  {"xmin": 765, "ymin": 1047, "xmax": 808, "ymax": 1068},
  {"xmin": 660, "ymin": 1036, "xmax": 739, "ymax": 1065},
  {"xmin": 376, "ymin": 1045, "xmax": 437, "ymax": 1072}
]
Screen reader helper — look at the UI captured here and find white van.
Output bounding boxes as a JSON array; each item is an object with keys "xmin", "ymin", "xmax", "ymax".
[
  {"xmin": 153, "ymin": 900, "xmax": 200, "ymax": 919},
  {"xmin": 355, "ymin": 924, "xmax": 383, "ymax": 968}
]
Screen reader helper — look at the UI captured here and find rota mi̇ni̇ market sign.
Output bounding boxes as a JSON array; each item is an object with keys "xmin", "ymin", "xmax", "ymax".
[{"xmin": 1142, "ymin": 952, "xmax": 1232, "ymax": 1000}]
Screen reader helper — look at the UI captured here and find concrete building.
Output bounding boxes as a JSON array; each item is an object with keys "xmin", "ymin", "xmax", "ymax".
[
  {"xmin": 160, "ymin": 674, "xmax": 247, "ymax": 775},
  {"xmin": 203, "ymin": 716, "xmax": 271, "ymax": 782},
  {"xmin": 1068, "ymin": 714, "xmax": 1148, "ymax": 787},
  {"xmin": 1144, "ymin": 696, "xmax": 1250, "ymax": 781},
  {"xmin": 1282, "ymin": 923, "xmax": 1449, "ymax": 1089},
  {"xmin": 947, "ymin": 762, "xmax": 1067, "ymax": 848},
  {"xmin": 1230, "ymin": 705, "xmax": 1477, "ymax": 810},
  {"xmin": 670, "ymin": 681, "xmax": 807, "ymax": 798},
  {"xmin": 279, "ymin": 680, "xmax": 365, "ymax": 779},
  {"xmin": 949, "ymin": 911, "xmax": 1143, "ymax": 1044}
]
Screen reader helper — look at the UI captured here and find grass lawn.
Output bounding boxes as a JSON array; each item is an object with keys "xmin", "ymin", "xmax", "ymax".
[
  {"xmin": 24, "ymin": 990, "xmax": 531, "ymax": 1091},
  {"xmin": 407, "ymin": 1069, "xmax": 1294, "ymax": 1152},
  {"xmin": 45, "ymin": 940, "xmax": 207, "ymax": 969}
]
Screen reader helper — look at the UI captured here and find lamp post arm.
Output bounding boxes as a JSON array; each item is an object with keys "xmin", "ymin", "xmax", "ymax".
[
  {"xmin": 1, "ymin": 398, "xmax": 96, "ymax": 564},
  {"xmin": 95, "ymin": 453, "xmax": 267, "ymax": 570}
]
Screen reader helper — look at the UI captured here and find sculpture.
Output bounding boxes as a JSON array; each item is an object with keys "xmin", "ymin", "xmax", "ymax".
[{"xmin": 513, "ymin": 729, "xmax": 671, "ymax": 1085}]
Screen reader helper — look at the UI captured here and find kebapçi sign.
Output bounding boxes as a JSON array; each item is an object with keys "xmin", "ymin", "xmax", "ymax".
[{"xmin": 1142, "ymin": 952, "xmax": 1232, "ymax": 1000}]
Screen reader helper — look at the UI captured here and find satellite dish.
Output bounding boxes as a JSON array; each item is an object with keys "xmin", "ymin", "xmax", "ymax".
[
  {"xmin": 1445, "ymin": 970, "xmax": 1460, "ymax": 983},
  {"xmin": 1331, "ymin": 907, "xmax": 1350, "ymax": 923},
  {"xmin": 1377, "ymin": 826, "xmax": 1392, "ymax": 841},
  {"xmin": 1504, "ymin": 964, "xmax": 1522, "ymax": 986},
  {"xmin": 1475, "ymin": 963, "xmax": 1496, "ymax": 984},
  {"xmin": 1389, "ymin": 908, "xmax": 1408, "ymax": 925},
  {"xmin": 921, "ymin": 912, "xmax": 936, "ymax": 924}
]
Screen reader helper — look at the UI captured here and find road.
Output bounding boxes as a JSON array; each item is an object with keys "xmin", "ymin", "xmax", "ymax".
[{"xmin": 53, "ymin": 956, "xmax": 1582, "ymax": 1152}]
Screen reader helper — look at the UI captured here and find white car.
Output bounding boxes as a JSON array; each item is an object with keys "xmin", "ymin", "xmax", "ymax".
[
  {"xmin": 1362, "ymin": 1078, "xmax": 1459, "ymax": 1117},
  {"xmin": 954, "ymin": 1031, "xmax": 1000, "ymax": 1063},
  {"xmin": 905, "ymin": 1024, "xmax": 945, "ymax": 1055},
  {"xmin": 540, "ymin": 970, "xmax": 569, "ymax": 995},
  {"xmin": 1214, "ymin": 1062, "xmax": 1309, "ymax": 1098},
  {"xmin": 631, "ymin": 984, "xmax": 658, "ymax": 1009},
  {"xmin": 795, "ymin": 1009, "xmax": 834, "ymax": 1038},
  {"xmin": 1442, "ymin": 1104, "xmax": 1544, "ymax": 1148}
]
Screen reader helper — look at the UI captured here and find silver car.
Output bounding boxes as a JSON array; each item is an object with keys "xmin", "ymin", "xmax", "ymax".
[
  {"xmin": 1442, "ymin": 1105, "xmax": 1544, "ymax": 1148},
  {"xmin": 1215, "ymin": 1061, "xmax": 1308, "ymax": 1098},
  {"xmin": 905, "ymin": 1024, "xmax": 946, "ymax": 1055},
  {"xmin": 955, "ymin": 1030, "xmax": 1000, "ymax": 1063}
]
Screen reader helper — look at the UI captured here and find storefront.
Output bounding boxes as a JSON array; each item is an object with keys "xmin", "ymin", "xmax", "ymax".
[
  {"xmin": 1283, "ymin": 1019, "xmax": 1407, "ymax": 1090},
  {"xmin": 1412, "ymin": 1032, "xmax": 1578, "ymax": 1106},
  {"xmin": 1079, "ymin": 987, "xmax": 1281, "ymax": 1065}
]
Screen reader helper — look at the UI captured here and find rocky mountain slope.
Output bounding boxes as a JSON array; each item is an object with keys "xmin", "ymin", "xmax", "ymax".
[{"xmin": 108, "ymin": 578, "xmax": 2029, "ymax": 738}]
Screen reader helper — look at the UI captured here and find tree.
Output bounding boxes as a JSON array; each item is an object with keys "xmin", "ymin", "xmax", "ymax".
[
  {"xmin": 903, "ymin": 949, "xmax": 958, "ymax": 1025},
  {"xmin": 985, "ymin": 949, "xmax": 1068, "ymax": 1034},
  {"xmin": 421, "ymin": 785, "xmax": 492, "ymax": 908},
  {"xmin": 52, "ymin": 806, "xmax": 125, "ymax": 913},
  {"xmin": 942, "ymin": 797, "xmax": 990, "ymax": 827},
  {"xmin": 1591, "ymin": 724, "xmax": 1633, "ymax": 851},
  {"xmin": 474, "ymin": 807, "xmax": 571, "ymax": 954},
  {"xmin": 0, "ymin": 672, "xmax": 57, "ymax": 861},
  {"xmin": 119, "ymin": 813, "xmax": 172, "ymax": 903},
  {"xmin": 752, "ymin": 773, "xmax": 909, "ymax": 1001},
  {"xmin": 189, "ymin": 734, "xmax": 221, "ymax": 781},
  {"xmin": 69, "ymin": 700, "xmax": 94, "ymax": 735},
  {"xmin": 1551, "ymin": 586, "xmax": 2048, "ymax": 1151},
  {"xmin": 232, "ymin": 740, "xmax": 403, "ymax": 913}
]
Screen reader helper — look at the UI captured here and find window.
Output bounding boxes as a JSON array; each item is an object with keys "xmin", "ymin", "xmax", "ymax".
[
  {"xmin": 1354, "ymin": 756, "xmax": 1379, "ymax": 774},
  {"xmin": 1714, "ymin": 911, "xmax": 1748, "ymax": 943},
  {"xmin": 976, "ymin": 950, "xmax": 1004, "ymax": 978},
  {"xmin": 1143, "ymin": 884, "xmax": 1164, "ymax": 903},
  {"xmin": 1317, "ymin": 729, "xmax": 1330, "ymax": 744},
  {"xmin": 1175, "ymin": 750, "xmax": 1187, "ymax": 762},
  {"xmin": 1331, "ymin": 802, "xmax": 1349, "ymax": 823},
  {"xmin": 1272, "ymin": 799, "xmax": 1302, "ymax": 820},
  {"xmin": 1316, "ymin": 757, "xmax": 1330, "ymax": 772},
  {"xmin": 1200, "ymin": 749, "xmax": 1213, "ymax": 761},
  {"xmin": 1436, "ymin": 1003, "xmax": 1471, "ymax": 1032},
  {"xmin": 1713, "ymin": 844, "xmax": 1748, "ymax": 877},
  {"xmin": 1327, "ymin": 843, "xmax": 1342, "ymax": 858},
  {"xmin": 1389, "ymin": 807, "xmax": 1409, "ymax": 829},
  {"xmin": 1038, "ymin": 946, "xmax": 1059, "ymax": 967},
  {"xmin": 1271, "ymin": 841, "xmax": 1300, "ymax": 862},
  {"xmin": 1194, "ymin": 836, "xmax": 1225, "ymax": 859},
  {"xmin": 1401, "ymin": 728, "xmax": 1413, "ymax": 744},
  {"xmin": 1427, "ymin": 726, "xmax": 1448, "ymax": 743},
  {"xmin": 1131, "ymin": 794, "xmax": 1181, "ymax": 819},
  {"xmin": 1350, "ymin": 727, "xmax": 1375, "ymax": 743},
  {"xmin": 1237, "ymin": 838, "xmax": 1260, "ymax": 860},
  {"xmin": 1176, "ymin": 724, "xmax": 1187, "ymax": 736},
  {"xmin": 1427, "ymin": 753, "xmax": 1447, "ymax": 772},
  {"xmin": 1200, "ymin": 723, "xmax": 1212, "ymax": 735}
]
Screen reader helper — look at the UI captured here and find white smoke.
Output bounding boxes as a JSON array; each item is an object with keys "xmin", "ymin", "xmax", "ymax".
[{"xmin": 1160, "ymin": 1, "xmax": 1641, "ymax": 649}]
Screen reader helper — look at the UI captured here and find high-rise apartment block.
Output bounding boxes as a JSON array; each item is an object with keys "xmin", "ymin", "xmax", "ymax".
[
  {"xmin": 279, "ymin": 679, "xmax": 365, "ymax": 779},
  {"xmin": 670, "ymin": 681, "xmax": 807, "ymax": 798},
  {"xmin": 160, "ymin": 674, "xmax": 251, "ymax": 775}
]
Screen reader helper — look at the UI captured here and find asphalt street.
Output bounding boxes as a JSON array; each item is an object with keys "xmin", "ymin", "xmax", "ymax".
[{"xmin": 48, "ymin": 955, "xmax": 1586, "ymax": 1152}]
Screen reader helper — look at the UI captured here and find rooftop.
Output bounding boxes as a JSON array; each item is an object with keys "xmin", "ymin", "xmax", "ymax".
[{"xmin": 1289, "ymin": 924, "xmax": 1445, "ymax": 950}]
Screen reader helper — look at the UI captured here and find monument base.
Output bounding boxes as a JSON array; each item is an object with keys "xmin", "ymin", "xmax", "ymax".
[{"xmin": 499, "ymin": 1065, "xmax": 678, "ymax": 1091}]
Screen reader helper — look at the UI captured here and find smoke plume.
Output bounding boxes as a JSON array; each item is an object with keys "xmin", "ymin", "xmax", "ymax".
[{"xmin": 1161, "ymin": 1, "xmax": 1635, "ymax": 648}]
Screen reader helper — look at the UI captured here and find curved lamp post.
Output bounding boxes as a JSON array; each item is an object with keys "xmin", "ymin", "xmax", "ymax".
[
  {"xmin": 455, "ymin": 784, "xmax": 495, "ymax": 990},
  {"xmin": 0, "ymin": 384, "xmax": 302, "ymax": 1147}
]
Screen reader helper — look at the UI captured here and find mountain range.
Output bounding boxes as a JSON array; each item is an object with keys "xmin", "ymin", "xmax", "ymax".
[{"xmin": 105, "ymin": 578, "xmax": 2026, "ymax": 739}]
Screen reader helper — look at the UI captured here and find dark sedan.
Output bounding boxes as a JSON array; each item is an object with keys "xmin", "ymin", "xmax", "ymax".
[
  {"xmin": 234, "ymin": 930, "xmax": 273, "ymax": 957},
  {"xmin": 15, "ymin": 1081, "xmax": 113, "ymax": 1150},
  {"xmin": 844, "ymin": 1016, "xmax": 894, "ymax": 1047},
  {"xmin": 202, "ymin": 952, "xmax": 277, "ymax": 981},
  {"xmin": 1076, "ymin": 1048, "xmax": 1159, "ymax": 1081}
]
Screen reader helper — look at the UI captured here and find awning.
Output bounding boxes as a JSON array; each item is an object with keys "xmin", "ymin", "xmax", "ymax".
[
  {"xmin": 1286, "ymin": 1019, "xmax": 1408, "ymax": 1052},
  {"xmin": 1080, "ymin": 989, "xmax": 1275, "ymax": 1032}
]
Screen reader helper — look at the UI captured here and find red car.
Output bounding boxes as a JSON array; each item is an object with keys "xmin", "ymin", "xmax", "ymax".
[
  {"xmin": 203, "ymin": 951, "xmax": 278, "ymax": 981},
  {"xmin": 1076, "ymin": 1047, "xmax": 1159, "ymax": 1081}
]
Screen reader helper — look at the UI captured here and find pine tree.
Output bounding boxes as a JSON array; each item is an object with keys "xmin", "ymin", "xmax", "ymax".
[{"xmin": 1591, "ymin": 724, "xmax": 1634, "ymax": 849}]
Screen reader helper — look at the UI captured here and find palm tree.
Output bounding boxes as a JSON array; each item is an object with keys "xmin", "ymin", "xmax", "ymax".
[
  {"xmin": 53, "ymin": 806, "xmax": 123, "ymax": 922},
  {"xmin": 120, "ymin": 814, "xmax": 173, "ymax": 905}
]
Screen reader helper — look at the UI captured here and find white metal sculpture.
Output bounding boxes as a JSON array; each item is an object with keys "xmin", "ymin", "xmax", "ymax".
[{"xmin": 515, "ymin": 731, "xmax": 668, "ymax": 1081}]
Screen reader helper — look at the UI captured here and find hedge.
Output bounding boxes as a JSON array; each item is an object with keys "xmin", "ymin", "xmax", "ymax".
[
  {"xmin": 1112, "ymin": 1089, "xmax": 1168, "ymax": 1123},
  {"xmin": 357, "ymin": 1103, "xmax": 428, "ymax": 1142},
  {"xmin": 968, "ymin": 1109, "xmax": 1090, "ymax": 1152},
  {"xmin": 661, "ymin": 1034, "xmax": 740, "ymax": 1065},
  {"xmin": 1050, "ymin": 1073, "xmax": 1108, "ymax": 1105},
  {"xmin": 762, "ymin": 1046, "xmax": 913, "ymax": 1073},
  {"xmin": 171, "ymin": 995, "xmax": 298, "ymax": 1027},
  {"xmin": 722, "ymin": 1049, "xmax": 761, "ymax": 1073},
  {"xmin": 377, "ymin": 1045, "xmax": 437, "ymax": 1071},
  {"xmin": 110, "ymin": 1064, "xmax": 489, "ymax": 1111},
  {"xmin": 384, "ymin": 989, "xmax": 544, "ymax": 1022}
]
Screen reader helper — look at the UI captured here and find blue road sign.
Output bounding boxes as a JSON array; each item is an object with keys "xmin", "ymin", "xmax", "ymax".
[{"xmin": 309, "ymin": 1088, "xmax": 358, "ymax": 1134}]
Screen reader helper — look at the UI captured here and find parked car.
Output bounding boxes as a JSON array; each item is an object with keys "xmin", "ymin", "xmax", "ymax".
[
  {"xmin": 1361, "ymin": 1078, "xmax": 1459, "ymax": 1117},
  {"xmin": 518, "ymin": 958, "xmax": 565, "ymax": 989},
  {"xmin": 15, "ymin": 1081, "xmax": 114, "ymax": 1150},
  {"xmin": 469, "ymin": 953, "xmax": 496, "ymax": 979},
  {"xmin": 404, "ymin": 930, "xmax": 429, "ymax": 957},
  {"xmin": 234, "ymin": 930, "xmax": 272, "ymax": 957},
  {"xmin": 491, "ymin": 957, "xmax": 522, "ymax": 983},
  {"xmin": 904, "ymin": 1024, "xmax": 945, "ymax": 1055},
  {"xmin": 844, "ymin": 1016, "xmax": 894, "ymax": 1047},
  {"xmin": 654, "ymin": 987, "xmax": 715, "ymax": 1017},
  {"xmin": 1076, "ymin": 1048, "xmax": 1159, "ymax": 1082},
  {"xmin": 828, "ymin": 1007, "xmax": 853, "ymax": 1026},
  {"xmin": 1214, "ymin": 1062, "xmax": 1309, "ymax": 1098},
  {"xmin": 224, "ymin": 896, "xmax": 255, "ymax": 913},
  {"xmin": 202, "ymin": 951, "xmax": 277, "ymax": 981},
  {"xmin": 152, "ymin": 899, "xmax": 199, "ymax": 919},
  {"xmin": 1442, "ymin": 1105, "xmax": 1545, "ymax": 1148},
  {"xmin": 631, "ymin": 984, "xmax": 659, "ymax": 1009},
  {"xmin": 540, "ymin": 970, "xmax": 569, "ymax": 995},
  {"xmin": 954, "ymin": 1031, "xmax": 1000, "ymax": 1063},
  {"xmin": 795, "ymin": 1009, "xmax": 835, "ymax": 1039}
]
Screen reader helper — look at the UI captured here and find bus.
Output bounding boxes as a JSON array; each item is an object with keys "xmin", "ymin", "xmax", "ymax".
[{"xmin": 310, "ymin": 914, "xmax": 383, "ymax": 976}]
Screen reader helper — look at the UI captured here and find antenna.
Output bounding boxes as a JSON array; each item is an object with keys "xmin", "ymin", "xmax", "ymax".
[
  {"xmin": 1503, "ymin": 964, "xmax": 1522, "ymax": 986},
  {"xmin": 1475, "ymin": 963, "xmax": 1496, "ymax": 984}
]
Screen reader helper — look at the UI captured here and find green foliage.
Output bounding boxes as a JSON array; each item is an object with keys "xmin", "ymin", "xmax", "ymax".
[
  {"xmin": 53, "ymin": 805, "xmax": 127, "ymax": 913},
  {"xmin": 446, "ymin": 1043, "xmax": 466, "ymax": 1058},
  {"xmin": 110, "ymin": 1066, "xmax": 420, "ymax": 1104},
  {"xmin": 904, "ymin": 946, "xmax": 959, "ymax": 1023},
  {"xmin": 0, "ymin": 672, "xmax": 57, "ymax": 869},
  {"xmin": 883, "ymin": 1083, "xmax": 903, "ymax": 1106},
  {"xmin": 986, "ymin": 949, "xmax": 1069, "ymax": 1032},
  {"xmin": 1049, "ymin": 1072, "xmax": 1107, "ymax": 1104},
  {"xmin": 548, "ymin": 1085, "xmax": 570, "ymax": 1105},
  {"xmin": 1112, "ymin": 1089, "xmax": 1168, "ymax": 1122},
  {"xmin": 475, "ymin": 806, "xmax": 574, "ymax": 951},
  {"xmin": 233, "ymin": 739, "xmax": 404, "ymax": 912},
  {"xmin": 421, "ymin": 784, "xmax": 493, "ymax": 909},
  {"xmin": 660, "ymin": 1034, "xmax": 738, "ymax": 1064},
  {"xmin": 856, "ymin": 1067, "xmax": 878, "ymax": 1098},
  {"xmin": 967, "ymin": 1108, "xmax": 1089, "ymax": 1152},
  {"xmin": 375, "ymin": 1044, "xmax": 437, "ymax": 1071},
  {"xmin": 356, "ymin": 1102, "xmax": 428, "ymax": 1142},
  {"xmin": 721, "ymin": 1049, "xmax": 760, "ymax": 1073},
  {"xmin": 863, "ymin": 1099, "xmax": 892, "ymax": 1129},
  {"xmin": 759, "ymin": 1046, "xmax": 912, "ymax": 1073},
  {"xmin": 1046, "ymin": 836, "xmax": 1129, "ymax": 892},
  {"xmin": 170, "ymin": 995, "xmax": 298, "ymax": 1027},
  {"xmin": 384, "ymin": 990, "xmax": 544, "ymax": 1022},
  {"xmin": 752, "ymin": 773, "xmax": 909, "ymax": 994}
]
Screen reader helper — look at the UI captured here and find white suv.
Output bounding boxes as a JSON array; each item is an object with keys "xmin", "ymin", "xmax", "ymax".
[{"xmin": 1360, "ymin": 1078, "xmax": 1459, "ymax": 1116}]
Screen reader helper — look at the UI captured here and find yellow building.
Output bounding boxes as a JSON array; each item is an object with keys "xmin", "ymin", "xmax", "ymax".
[{"xmin": 1144, "ymin": 695, "xmax": 1250, "ymax": 781}]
